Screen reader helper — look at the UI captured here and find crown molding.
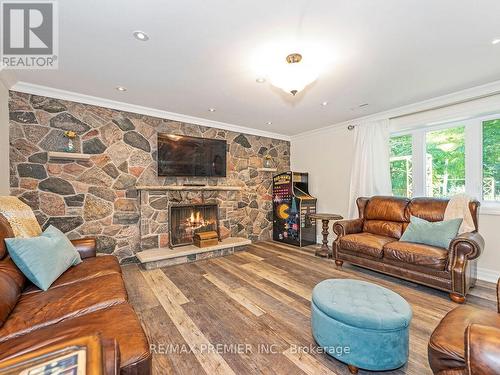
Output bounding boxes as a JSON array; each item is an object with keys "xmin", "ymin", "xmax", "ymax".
[
  {"xmin": 11, "ymin": 81, "xmax": 291, "ymax": 141},
  {"xmin": 291, "ymin": 79, "xmax": 500, "ymax": 140}
]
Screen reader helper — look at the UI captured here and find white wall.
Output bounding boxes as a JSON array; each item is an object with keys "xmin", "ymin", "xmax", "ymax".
[
  {"xmin": 0, "ymin": 79, "xmax": 9, "ymax": 195},
  {"xmin": 291, "ymin": 92, "xmax": 500, "ymax": 282}
]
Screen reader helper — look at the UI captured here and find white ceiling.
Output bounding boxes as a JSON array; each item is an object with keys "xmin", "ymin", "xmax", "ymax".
[{"xmin": 13, "ymin": 0, "xmax": 500, "ymax": 136}]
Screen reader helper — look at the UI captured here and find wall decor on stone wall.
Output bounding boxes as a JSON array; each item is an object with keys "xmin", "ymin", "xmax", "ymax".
[{"xmin": 8, "ymin": 91, "xmax": 290, "ymax": 263}]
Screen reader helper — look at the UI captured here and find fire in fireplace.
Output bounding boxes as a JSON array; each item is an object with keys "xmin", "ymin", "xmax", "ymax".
[{"xmin": 169, "ymin": 203, "xmax": 220, "ymax": 247}]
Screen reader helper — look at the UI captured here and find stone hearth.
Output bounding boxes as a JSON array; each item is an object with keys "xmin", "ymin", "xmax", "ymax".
[{"xmin": 136, "ymin": 237, "xmax": 251, "ymax": 270}]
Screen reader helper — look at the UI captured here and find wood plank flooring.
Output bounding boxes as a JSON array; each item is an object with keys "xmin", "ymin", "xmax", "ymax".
[{"xmin": 122, "ymin": 241, "xmax": 497, "ymax": 375}]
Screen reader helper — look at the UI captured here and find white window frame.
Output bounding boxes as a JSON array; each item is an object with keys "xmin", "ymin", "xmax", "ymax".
[{"xmin": 391, "ymin": 114, "xmax": 500, "ymax": 215}]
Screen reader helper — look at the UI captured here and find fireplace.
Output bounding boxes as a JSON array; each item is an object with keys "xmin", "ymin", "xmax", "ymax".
[{"xmin": 169, "ymin": 203, "xmax": 220, "ymax": 247}]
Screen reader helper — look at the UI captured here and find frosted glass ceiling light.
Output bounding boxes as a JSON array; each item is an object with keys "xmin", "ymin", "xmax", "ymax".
[{"xmin": 269, "ymin": 53, "xmax": 318, "ymax": 96}]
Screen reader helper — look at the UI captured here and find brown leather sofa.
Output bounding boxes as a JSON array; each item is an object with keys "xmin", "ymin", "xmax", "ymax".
[
  {"xmin": 333, "ymin": 196, "xmax": 484, "ymax": 303},
  {"xmin": 0, "ymin": 215, "xmax": 151, "ymax": 374},
  {"xmin": 428, "ymin": 278, "xmax": 500, "ymax": 374}
]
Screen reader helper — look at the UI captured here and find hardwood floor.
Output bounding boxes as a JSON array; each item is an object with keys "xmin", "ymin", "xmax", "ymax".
[{"xmin": 122, "ymin": 241, "xmax": 497, "ymax": 375}]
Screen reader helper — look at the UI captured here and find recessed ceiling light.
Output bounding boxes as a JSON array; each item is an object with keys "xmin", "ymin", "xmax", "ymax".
[
  {"xmin": 321, "ymin": 101, "xmax": 328, "ymax": 106},
  {"xmin": 492, "ymin": 39, "xmax": 500, "ymax": 45},
  {"xmin": 133, "ymin": 31, "xmax": 149, "ymax": 41},
  {"xmin": 115, "ymin": 86, "xmax": 127, "ymax": 92},
  {"xmin": 208, "ymin": 108, "xmax": 216, "ymax": 112},
  {"xmin": 266, "ymin": 121, "xmax": 272, "ymax": 125},
  {"xmin": 256, "ymin": 77, "xmax": 266, "ymax": 83}
]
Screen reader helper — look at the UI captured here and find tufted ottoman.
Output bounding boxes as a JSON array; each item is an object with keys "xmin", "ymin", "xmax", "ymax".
[{"xmin": 311, "ymin": 279, "xmax": 412, "ymax": 374}]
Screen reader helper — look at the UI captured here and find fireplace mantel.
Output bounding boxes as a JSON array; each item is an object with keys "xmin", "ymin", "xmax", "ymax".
[{"xmin": 136, "ymin": 185, "xmax": 243, "ymax": 191}]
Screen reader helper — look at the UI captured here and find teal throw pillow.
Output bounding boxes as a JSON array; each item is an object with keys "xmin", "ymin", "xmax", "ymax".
[
  {"xmin": 5, "ymin": 225, "xmax": 82, "ymax": 291},
  {"xmin": 400, "ymin": 216, "xmax": 462, "ymax": 249}
]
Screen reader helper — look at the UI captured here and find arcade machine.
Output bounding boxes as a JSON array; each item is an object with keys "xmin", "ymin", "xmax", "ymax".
[{"xmin": 272, "ymin": 171, "xmax": 317, "ymax": 247}]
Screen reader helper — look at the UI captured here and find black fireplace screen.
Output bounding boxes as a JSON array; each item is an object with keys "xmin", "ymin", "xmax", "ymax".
[{"xmin": 169, "ymin": 203, "xmax": 220, "ymax": 247}]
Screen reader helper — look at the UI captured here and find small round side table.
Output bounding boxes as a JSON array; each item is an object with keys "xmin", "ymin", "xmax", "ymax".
[{"xmin": 308, "ymin": 213, "xmax": 343, "ymax": 258}]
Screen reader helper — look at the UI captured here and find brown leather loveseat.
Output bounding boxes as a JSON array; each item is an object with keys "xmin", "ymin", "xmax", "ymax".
[
  {"xmin": 333, "ymin": 196, "xmax": 484, "ymax": 303},
  {"xmin": 0, "ymin": 215, "xmax": 151, "ymax": 374}
]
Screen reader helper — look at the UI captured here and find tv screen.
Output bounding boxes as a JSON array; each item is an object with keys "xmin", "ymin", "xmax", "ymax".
[{"xmin": 157, "ymin": 134, "xmax": 227, "ymax": 177}]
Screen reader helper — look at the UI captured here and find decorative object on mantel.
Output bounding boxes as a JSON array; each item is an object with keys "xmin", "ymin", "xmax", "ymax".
[
  {"xmin": 308, "ymin": 213, "xmax": 343, "ymax": 258},
  {"xmin": 263, "ymin": 154, "xmax": 275, "ymax": 169},
  {"xmin": 63, "ymin": 130, "xmax": 77, "ymax": 152},
  {"xmin": 48, "ymin": 151, "xmax": 92, "ymax": 161},
  {"xmin": 194, "ymin": 231, "xmax": 219, "ymax": 248}
]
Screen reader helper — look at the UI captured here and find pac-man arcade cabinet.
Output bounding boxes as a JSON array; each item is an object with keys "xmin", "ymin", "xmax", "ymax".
[{"xmin": 272, "ymin": 171, "xmax": 317, "ymax": 247}]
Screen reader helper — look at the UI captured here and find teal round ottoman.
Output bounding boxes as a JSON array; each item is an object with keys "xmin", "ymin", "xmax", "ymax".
[{"xmin": 311, "ymin": 279, "xmax": 412, "ymax": 374}]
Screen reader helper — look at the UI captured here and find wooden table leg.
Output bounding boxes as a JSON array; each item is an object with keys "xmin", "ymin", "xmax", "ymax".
[
  {"xmin": 348, "ymin": 364, "xmax": 359, "ymax": 374},
  {"xmin": 315, "ymin": 219, "xmax": 330, "ymax": 258}
]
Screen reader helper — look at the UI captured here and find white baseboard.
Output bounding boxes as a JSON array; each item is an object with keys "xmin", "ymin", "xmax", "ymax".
[{"xmin": 477, "ymin": 267, "xmax": 500, "ymax": 283}]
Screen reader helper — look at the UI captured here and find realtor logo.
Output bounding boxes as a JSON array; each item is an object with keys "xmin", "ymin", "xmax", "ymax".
[{"xmin": 1, "ymin": 1, "xmax": 58, "ymax": 69}]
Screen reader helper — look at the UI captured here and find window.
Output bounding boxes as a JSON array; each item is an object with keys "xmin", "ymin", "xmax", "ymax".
[
  {"xmin": 390, "ymin": 115, "xmax": 500, "ymax": 211},
  {"xmin": 425, "ymin": 126, "xmax": 465, "ymax": 197},
  {"xmin": 390, "ymin": 135, "xmax": 412, "ymax": 197},
  {"xmin": 482, "ymin": 119, "xmax": 500, "ymax": 202}
]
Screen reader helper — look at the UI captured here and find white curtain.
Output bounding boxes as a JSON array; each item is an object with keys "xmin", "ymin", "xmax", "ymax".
[{"xmin": 348, "ymin": 119, "xmax": 393, "ymax": 218}]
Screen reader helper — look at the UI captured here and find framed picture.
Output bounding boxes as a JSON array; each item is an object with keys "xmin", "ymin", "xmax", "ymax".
[{"xmin": 0, "ymin": 335, "xmax": 105, "ymax": 375}]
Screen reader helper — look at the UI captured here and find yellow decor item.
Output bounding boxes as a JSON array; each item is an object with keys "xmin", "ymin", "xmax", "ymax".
[
  {"xmin": 0, "ymin": 196, "xmax": 42, "ymax": 238},
  {"xmin": 64, "ymin": 131, "xmax": 77, "ymax": 139}
]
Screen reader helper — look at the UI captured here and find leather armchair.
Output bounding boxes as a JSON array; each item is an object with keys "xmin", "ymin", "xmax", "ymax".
[
  {"xmin": 428, "ymin": 278, "xmax": 500, "ymax": 374},
  {"xmin": 465, "ymin": 324, "xmax": 500, "ymax": 375}
]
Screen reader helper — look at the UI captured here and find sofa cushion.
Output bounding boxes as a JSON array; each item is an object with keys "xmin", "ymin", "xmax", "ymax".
[
  {"xmin": 400, "ymin": 216, "xmax": 462, "ymax": 249},
  {"xmin": 428, "ymin": 305, "xmax": 500, "ymax": 374},
  {"xmin": 339, "ymin": 232, "xmax": 396, "ymax": 259},
  {"xmin": 364, "ymin": 196, "xmax": 410, "ymax": 222},
  {"xmin": 0, "ymin": 304, "xmax": 151, "ymax": 374},
  {"xmin": 407, "ymin": 197, "xmax": 448, "ymax": 222},
  {"xmin": 0, "ymin": 273, "xmax": 127, "ymax": 342},
  {"xmin": 384, "ymin": 241, "xmax": 448, "ymax": 270},
  {"xmin": 363, "ymin": 220, "xmax": 404, "ymax": 239},
  {"xmin": 22, "ymin": 255, "xmax": 122, "ymax": 295},
  {"xmin": 6, "ymin": 226, "xmax": 82, "ymax": 291}
]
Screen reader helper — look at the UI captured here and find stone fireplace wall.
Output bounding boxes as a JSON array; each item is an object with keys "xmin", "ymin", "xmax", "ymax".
[{"xmin": 8, "ymin": 91, "xmax": 290, "ymax": 262}]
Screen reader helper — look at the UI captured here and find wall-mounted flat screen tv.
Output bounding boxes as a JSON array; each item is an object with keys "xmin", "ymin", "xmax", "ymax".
[{"xmin": 157, "ymin": 134, "xmax": 227, "ymax": 177}]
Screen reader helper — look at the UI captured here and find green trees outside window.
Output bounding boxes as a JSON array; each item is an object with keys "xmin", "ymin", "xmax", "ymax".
[
  {"xmin": 390, "ymin": 135, "xmax": 412, "ymax": 197},
  {"xmin": 389, "ymin": 117, "xmax": 499, "ymax": 202},
  {"xmin": 483, "ymin": 119, "xmax": 500, "ymax": 201},
  {"xmin": 425, "ymin": 126, "xmax": 465, "ymax": 197}
]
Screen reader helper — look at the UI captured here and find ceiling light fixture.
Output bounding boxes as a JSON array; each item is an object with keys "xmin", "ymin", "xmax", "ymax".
[
  {"xmin": 256, "ymin": 77, "xmax": 266, "ymax": 83},
  {"xmin": 321, "ymin": 101, "xmax": 328, "ymax": 106},
  {"xmin": 133, "ymin": 31, "xmax": 149, "ymax": 41},
  {"xmin": 269, "ymin": 53, "xmax": 318, "ymax": 96},
  {"xmin": 266, "ymin": 121, "xmax": 273, "ymax": 125},
  {"xmin": 208, "ymin": 108, "xmax": 216, "ymax": 112},
  {"xmin": 492, "ymin": 39, "xmax": 500, "ymax": 45},
  {"xmin": 115, "ymin": 86, "xmax": 127, "ymax": 92}
]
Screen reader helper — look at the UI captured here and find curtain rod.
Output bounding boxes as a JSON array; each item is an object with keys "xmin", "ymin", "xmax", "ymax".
[{"xmin": 348, "ymin": 89, "xmax": 500, "ymax": 130}]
